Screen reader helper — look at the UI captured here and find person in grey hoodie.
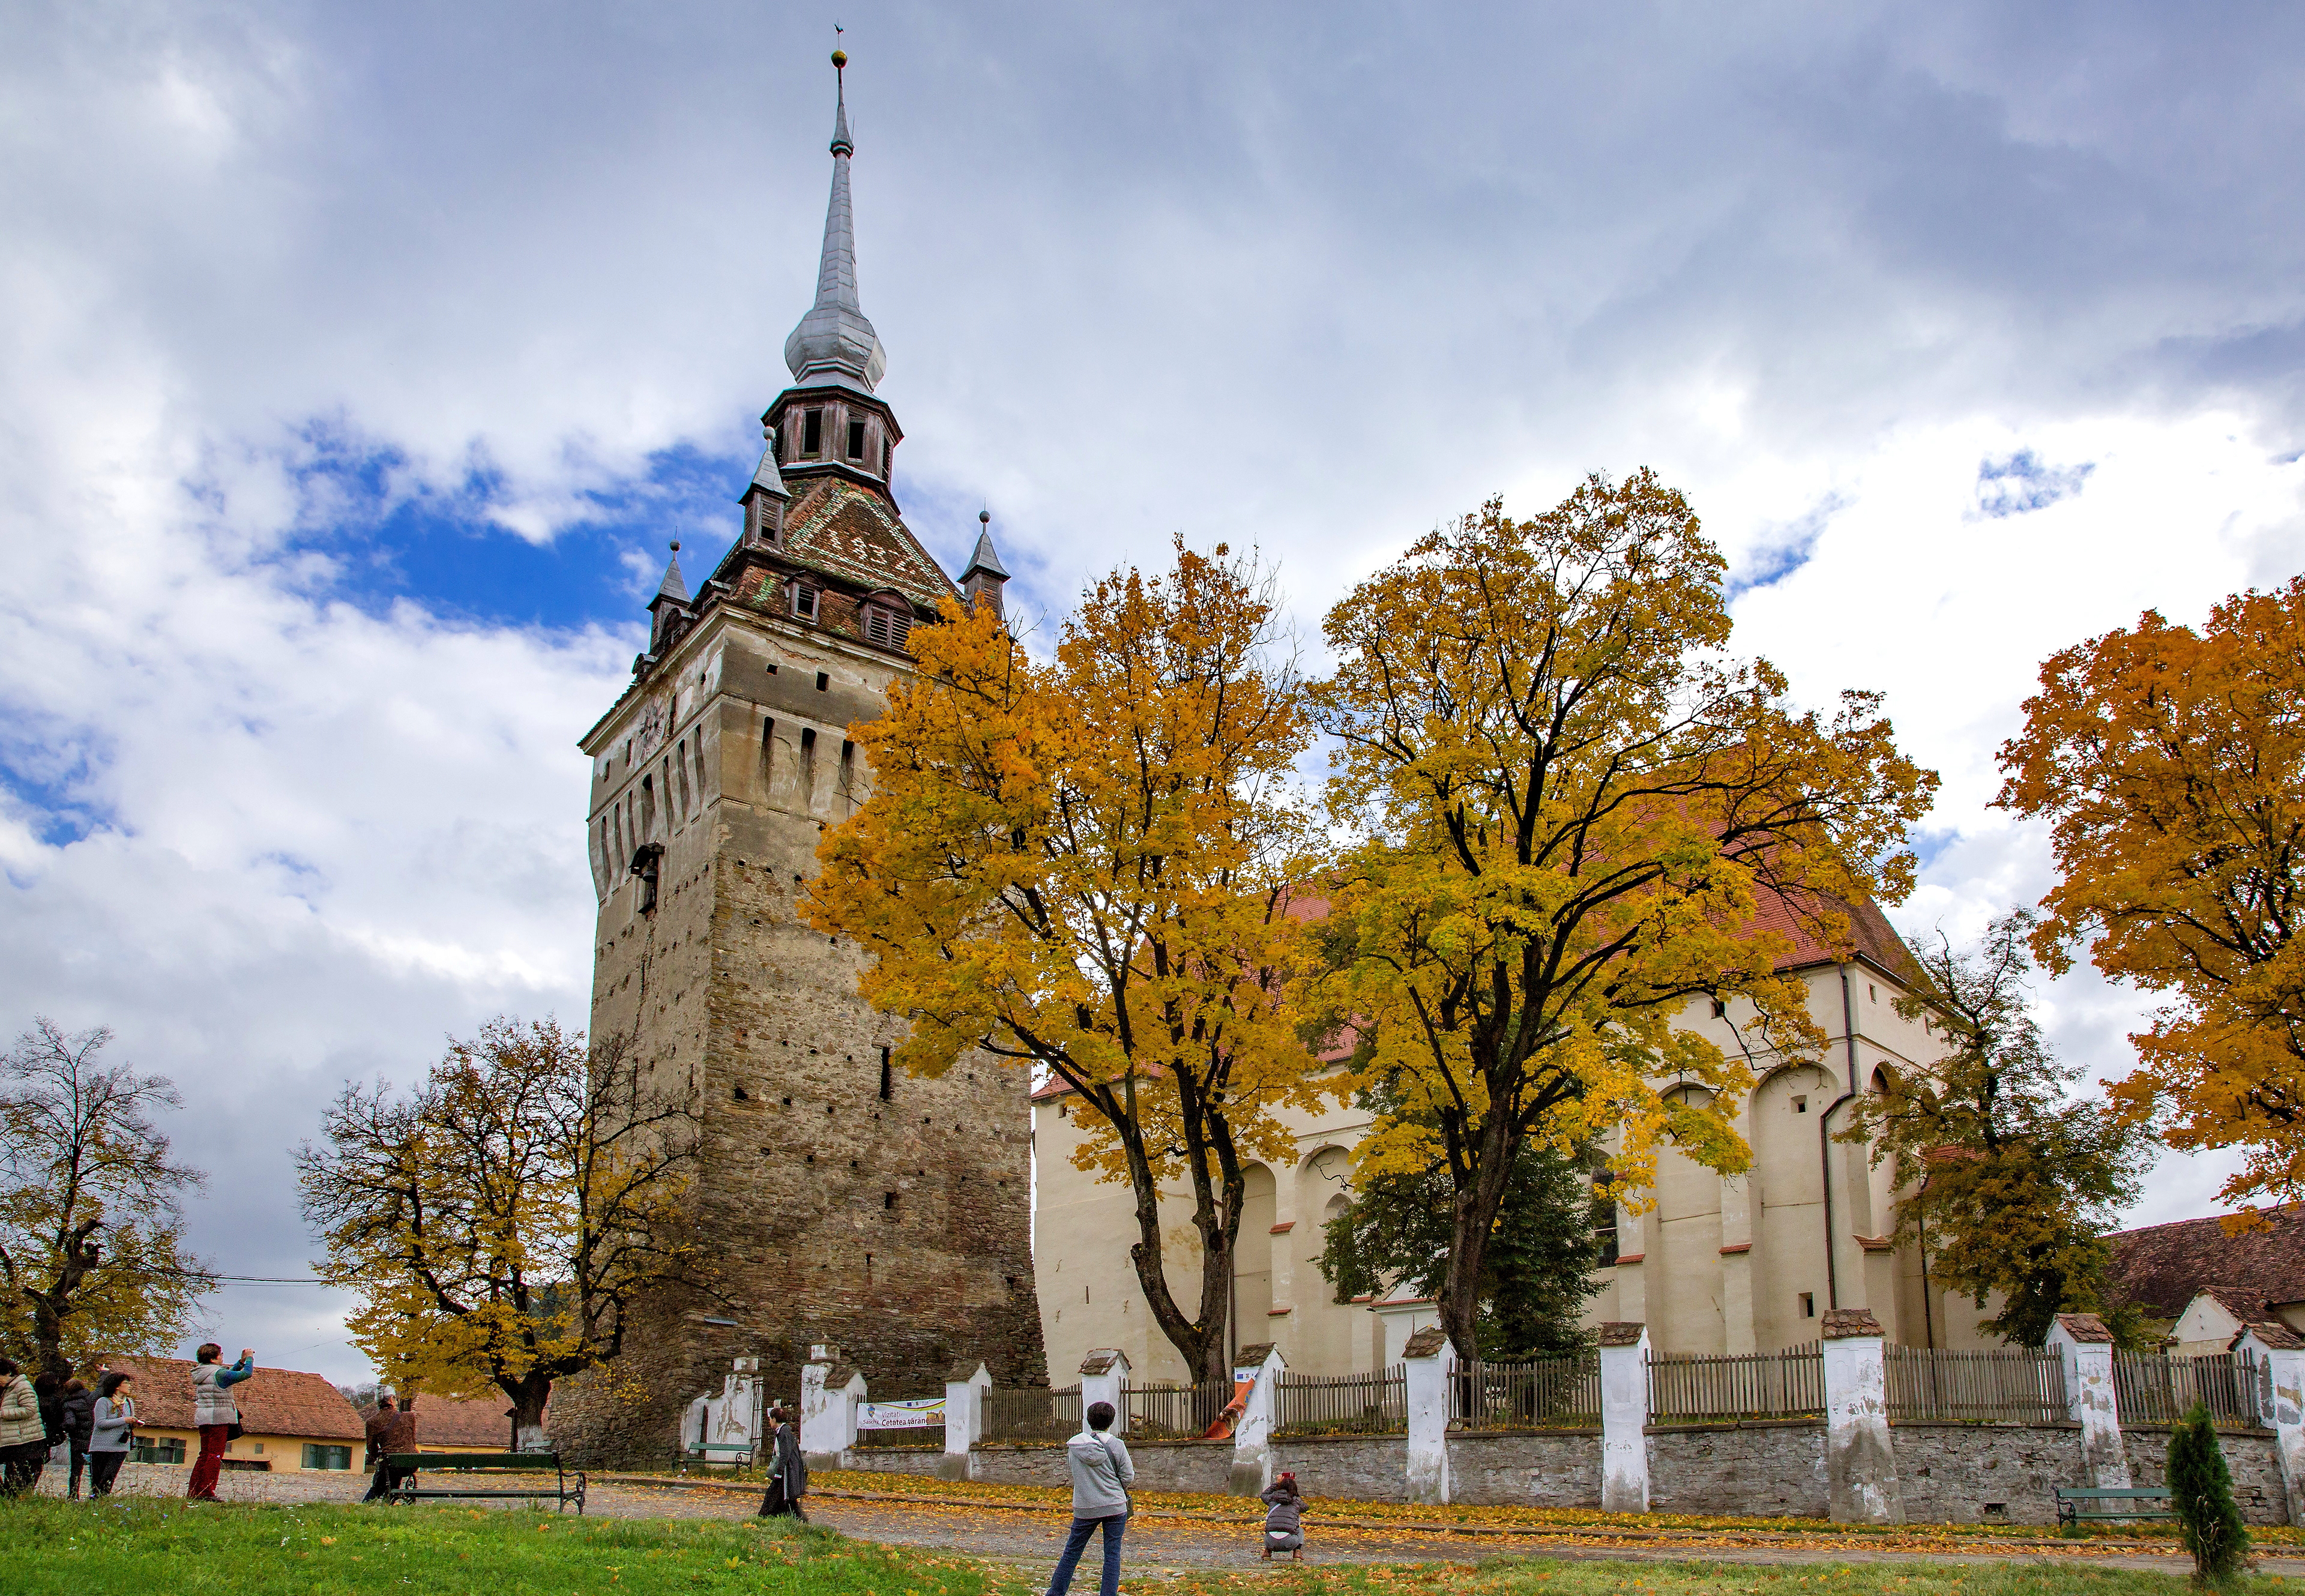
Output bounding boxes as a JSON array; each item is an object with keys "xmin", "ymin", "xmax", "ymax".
[
  {"xmin": 1046, "ymin": 1400, "xmax": 1132, "ymax": 1596},
  {"xmin": 86, "ymin": 1372, "xmax": 136, "ymax": 1498}
]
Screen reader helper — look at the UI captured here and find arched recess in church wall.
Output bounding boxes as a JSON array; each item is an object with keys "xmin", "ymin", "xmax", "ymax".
[
  {"xmin": 1752, "ymin": 1060, "xmax": 1837, "ymax": 1352},
  {"xmin": 1233, "ymin": 1162, "xmax": 1277, "ymax": 1330},
  {"xmin": 1652, "ymin": 1084, "xmax": 1729, "ymax": 1355},
  {"xmin": 1292, "ymin": 1145, "xmax": 1354, "ymax": 1372}
]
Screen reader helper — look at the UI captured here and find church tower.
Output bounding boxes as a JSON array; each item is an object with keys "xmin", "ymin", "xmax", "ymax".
[{"xmin": 562, "ymin": 53, "xmax": 1044, "ymax": 1460}]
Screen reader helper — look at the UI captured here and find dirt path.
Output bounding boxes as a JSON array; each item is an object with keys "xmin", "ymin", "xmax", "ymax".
[{"xmin": 589, "ymin": 1477, "xmax": 2305, "ymax": 1583}]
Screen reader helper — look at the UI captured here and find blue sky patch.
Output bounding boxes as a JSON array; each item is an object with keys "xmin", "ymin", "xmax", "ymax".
[
  {"xmin": 1974, "ymin": 450, "xmax": 2095, "ymax": 519},
  {"xmin": 1729, "ymin": 493, "xmax": 1848, "ymax": 599}
]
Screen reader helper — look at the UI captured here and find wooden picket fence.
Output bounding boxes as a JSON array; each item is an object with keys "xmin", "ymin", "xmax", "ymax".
[
  {"xmin": 1451, "ymin": 1354, "xmax": 1601, "ymax": 1432},
  {"xmin": 1123, "ymin": 1378, "xmax": 1235, "ymax": 1438},
  {"xmin": 1647, "ymin": 1343, "xmax": 1824, "ymax": 1421},
  {"xmin": 980, "ymin": 1383, "xmax": 1082, "ymax": 1444},
  {"xmin": 1885, "ymin": 1345, "xmax": 2070, "ymax": 1423},
  {"xmin": 1275, "ymin": 1366, "xmax": 1408, "ymax": 1436},
  {"xmin": 2112, "ymin": 1349, "xmax": 2269, "ymax": 1430}
]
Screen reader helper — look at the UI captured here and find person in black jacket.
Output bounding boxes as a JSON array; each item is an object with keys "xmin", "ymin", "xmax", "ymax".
[
  {"xmin": 755, "ymin": 1406, "xmax": 809, "ymax": 1521},
  {"xmin": 59, "ymin": 1378, "xmax": 94, "ymax": 1499}
]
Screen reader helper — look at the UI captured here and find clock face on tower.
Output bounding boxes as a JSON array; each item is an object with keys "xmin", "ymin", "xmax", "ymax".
[{"xmin": 634, "ymin": 694, "xmax": 669, "ymax": 762}]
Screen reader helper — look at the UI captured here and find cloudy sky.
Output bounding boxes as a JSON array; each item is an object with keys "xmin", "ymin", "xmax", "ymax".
[{"xmin": 4, "ymin": 2, "xmax": 2302, "ymax": 1384}]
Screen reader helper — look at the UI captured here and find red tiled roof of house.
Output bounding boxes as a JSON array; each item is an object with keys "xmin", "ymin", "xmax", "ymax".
[
  {"xmin": 2105, "ymin": 1203, "xmax": 2305, "ymax": 1319},
  {"xmin": 95, "ymin": 1357, "xmax": 364, "ymax": 1441}
]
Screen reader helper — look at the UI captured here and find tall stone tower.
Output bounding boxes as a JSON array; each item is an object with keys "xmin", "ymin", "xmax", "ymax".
[{"xmin": 561, "ymin": 53, "xmax": 1043, "ymax": 1460}]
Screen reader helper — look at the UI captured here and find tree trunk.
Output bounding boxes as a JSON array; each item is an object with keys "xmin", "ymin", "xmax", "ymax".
[
  {"xmin": 507, "ymin": 1375, "xmax": 553, "ymax": 1453},
  {"xmin": 1435, "ymin": 1100, "xmax": 1523, "ymax": 1361}
]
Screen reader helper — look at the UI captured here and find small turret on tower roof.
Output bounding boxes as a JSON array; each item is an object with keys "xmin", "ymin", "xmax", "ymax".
[
  {"xmin": 783, "ymin": 50, "xmax": 886, "ymax": 393},
  {"xmin": 961, "ymin": 509, "xmax": 1010, "ymax": 619}
]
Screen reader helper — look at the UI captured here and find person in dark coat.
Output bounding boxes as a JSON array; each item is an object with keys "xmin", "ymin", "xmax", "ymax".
[
  {"xmin": 59, "ymin": 1378, "xmax": 94, "ymax": 1499},
  {"xmin": 30, "ymin": 1372, "xmax": 64, "ymax": 1493},
  {"xmin": 755, "ymin": 1405, "xmax": 809, "ymax": 1521},
  {"xmin": 362, "ymin": 1394, "xmax": 419, "ymax": 1503},
  {"xmin": 1259, "ymin": 1471, "xmax": 1305, "ymax": 1560}
]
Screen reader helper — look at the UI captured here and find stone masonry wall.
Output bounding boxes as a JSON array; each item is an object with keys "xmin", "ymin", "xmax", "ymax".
[
  {"xmin": 558, "ymin": 616, "xmax": 1044, "ymax": 1466},
  {"xmin": 967, "ymin": 1444, "xmax": 1071, "ymax": 1490},
  {"xmin": 844, "ymin": 1448, "xmax": 946, "ymax": 1478},
  {"xmin": 1446, "ymin": 1430, "xmax": 1601, "ymax": 1508},
  {"xmin": 963, "ymin": 1440, "xmax": 1232, "ymax": 1494},
  {"xmin": 1647, "ymin": 1423, "xmax": 1827, "ymax": 1517},
  {"xmin": 2123, "ymin": 1427, "xmax": 2291, "ymax": 1526},
  {"xmin": 1272, "ymin": 1435, "xmax": 1410, "ymax": 1502},
  {"xmin": 1890, "ymin": 1423, "xmax": 2086, "ymax": 1525}
]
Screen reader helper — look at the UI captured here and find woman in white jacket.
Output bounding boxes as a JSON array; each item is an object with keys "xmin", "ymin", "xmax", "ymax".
[{"xmin": 0, "ymin": 1358, "xmax": 43, "ymax": 1498}]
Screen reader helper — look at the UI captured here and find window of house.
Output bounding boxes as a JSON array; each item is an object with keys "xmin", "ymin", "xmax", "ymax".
[
  {"xmin": 846, "ymin": 418, "xmax": 867, "ymax": 460},
  {"xmin": 864, "ymin": 605, "xmax": 912, "ymax": 649},
  {"xmin": 1799, "ymin": 1292, "xmax": 1816, "ymax": 1319},
  {"xmin": 1792, "ymin": 1094, "xmax": 1808, "ymax": 1113},
  {"xmin": 791, "ymin": 583, "xmax": 819, "ymax": 621},
  {"xmin": 303, "ymin": 1444, "xmax": 352, "ymax": 1471},
  {"xmin": 1869, "ymin": 983, "xmax": 1878, "ymax": 1002},
  {"xmin": 802, "ymin": 408, "xmax": 824, "ymax": 455},
  {"xmin": 133, "ymin": 1436, "xmax": 187, "ymax": 1465}
]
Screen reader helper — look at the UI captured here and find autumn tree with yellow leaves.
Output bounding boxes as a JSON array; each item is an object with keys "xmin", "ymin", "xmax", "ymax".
[
  {"xmin": 297, "ymin": 1019, "xmax": 701, "ymax": 1447},
  {"xmin": 1308, "ymin": 474, "xmax": 1936, "ymax": 1359},
  {"xmin": 806, "ymin": 543, "xmax": 1323, "ymax": 1384},
  {"xmin": 1840, "ymin": 911, "xmax": 2153, "ymax": 1347},
  {"xmin": 2000, "ymin": 577, "xmax": 2305, "ymax": 1214}
]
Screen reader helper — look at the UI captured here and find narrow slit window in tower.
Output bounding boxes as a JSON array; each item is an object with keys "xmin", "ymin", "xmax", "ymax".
[
  {"xmin": 878, "ymin": 1047, "xmax": 893, "ymax": 1102},
  {"xmin": 800, "ymin": 727, "xmax": 816, "ymax": 798},
  {"xmin": 846, "ymin": 418, "xmax": 867, "ymax": 460},
  {"xmin": 802, "ymin": 408, "xmax": 823, "ymax": 455}
]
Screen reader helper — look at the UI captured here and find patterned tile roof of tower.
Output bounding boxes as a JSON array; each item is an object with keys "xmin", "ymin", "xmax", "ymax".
[{"xmin": 776, "ymin": 477, "xmax": 961, "ymax": 612}]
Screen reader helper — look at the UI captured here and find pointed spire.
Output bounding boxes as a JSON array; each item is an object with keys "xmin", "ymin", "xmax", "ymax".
[
  {"xmin": 783, "ymin": 49, "xmax": 887, "ymax": 392},
  {"xmin": 654, "ymin": 540, "xmax": 690, "ymax": 605},
  {"xmin": 749, "ymin": 427, "xmax": 790, "ymax": 501},
  {"xmin": 961, "ymin": 509, "xmax": 1010, "ymax": 619}
]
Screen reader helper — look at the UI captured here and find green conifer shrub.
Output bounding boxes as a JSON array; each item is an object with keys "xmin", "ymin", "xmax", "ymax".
[{"xmin": 2168, "ymin": 1401, "xmax": 2250, "ymax": 1585}]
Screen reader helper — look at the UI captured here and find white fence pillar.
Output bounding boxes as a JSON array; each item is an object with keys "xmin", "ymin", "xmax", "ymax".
[
  {"xmin": 1402, "ymin": 1326, "xmax": 1454, "ymax": 1505},
  {"xmin": 940, "ymin": 1360, "xmax": 992, "ymax": 1481},
  {"xmin": 1229, "ymin": 1343, "xmax": 1288, "ymax": 1495},
  {"xmin": 1079, "ymin": 1349, "xmax": 1130, "ymax": 1434},
  {"xmin": 2237, "ymin": 1324, "xmax": 2305, "ymax": 1524},
  {"xmin": 2050, "ymin": 1312, "xmax": 2131, "ymax": 1489},
  {"xmin": 1821, "ymin": 1308, "xmax": 1903, "ymax": 1525},
  {"xmin": 800, "ymin": 1345, "xmax": 863, "ymax": 1468},
  {"xmin": 1598, "ymin": 1322, "xmax": 1650, "ymax": 1514}
]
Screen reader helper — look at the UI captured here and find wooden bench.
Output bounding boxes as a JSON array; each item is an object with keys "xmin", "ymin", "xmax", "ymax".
[
  {"xmin": 2055, "ymin": 1486, "xmax": 2176, "ymax": 1527},
  {"xmin": 382, "ymin": 1452, "xmax": 586, "ymax": 1514},
  {"xmin": 684, "ymin": 1441, "xmax": 757, "ymax": 1469}
]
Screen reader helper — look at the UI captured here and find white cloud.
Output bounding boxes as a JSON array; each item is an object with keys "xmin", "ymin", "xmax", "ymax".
[{"xmin": 6, "ymin": 1, "xmax": 2305, "ymax": 1375}]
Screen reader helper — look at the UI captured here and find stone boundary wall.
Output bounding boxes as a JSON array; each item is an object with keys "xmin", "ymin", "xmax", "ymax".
[
  {"xmin": 2123, "ymin": 1427, "xmax": 2289, "ymax": 1526},
  {"xmin": 1448, "ymin": 1430, "xmax": 1601, "ymax": 1508},
  {"xmin": 1271, "ymin": 1433, "xmax": 1411, "ymax": 1502},
  {"xmin": 1890, "ymin": 1422, "xmax": 2085, "ymax": 1525},
  {"xmin": 961, "ymin": 1439, "xmax": 1234, "ymax": 1495},
  {"xmin": 1647, "ymin": 1421, "xmax": 1827, "ymax": 1518},
  {"xmin": 844, "ymin": 1447, "xmax": 945, "ymax": 1478}
]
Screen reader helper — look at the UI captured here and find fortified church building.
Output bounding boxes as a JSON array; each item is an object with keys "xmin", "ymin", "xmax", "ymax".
[{"xmin": 562, "ymin": 55, "xmax": 1044, "ymax": 1459}]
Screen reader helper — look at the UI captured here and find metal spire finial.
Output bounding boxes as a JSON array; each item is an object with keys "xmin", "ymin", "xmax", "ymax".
[{"xmin": 783, "ymin": 44, "xmax": 884, "ymax": 391}]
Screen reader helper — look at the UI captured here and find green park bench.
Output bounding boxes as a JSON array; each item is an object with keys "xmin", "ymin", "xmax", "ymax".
[
  {"xmin": 382, "ymin": 1452, "xmax": 586, "ymax": 1514},
  {"xmin": 2055, "ymin": 1486, "xmax": 2176, "ymax": 1527}
]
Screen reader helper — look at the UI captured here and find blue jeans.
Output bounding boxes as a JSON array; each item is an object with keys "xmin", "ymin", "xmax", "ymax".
[{"xmin": 1047, "ymin": 1513, "xmax": 1125, "ymax": 1596}]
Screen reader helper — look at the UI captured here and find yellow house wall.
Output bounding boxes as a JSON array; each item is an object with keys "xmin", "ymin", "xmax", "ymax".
[
  {"xmin": 125, "ymin": 1428, "xmax": 359, "ymax": 1472},
  {"xmin": 1034, "ymin": 959, "xmax": 2011, "ymax": 1373}
]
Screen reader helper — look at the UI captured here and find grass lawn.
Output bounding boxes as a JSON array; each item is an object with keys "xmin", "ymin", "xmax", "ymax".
[
  {"xmin": 0, "ymin": 1498, "xmax": 2297, "ymax": 1595},
  {"xmin": 0, "ymin": 1497, "xmax": 979, "ymax": 1595}
]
